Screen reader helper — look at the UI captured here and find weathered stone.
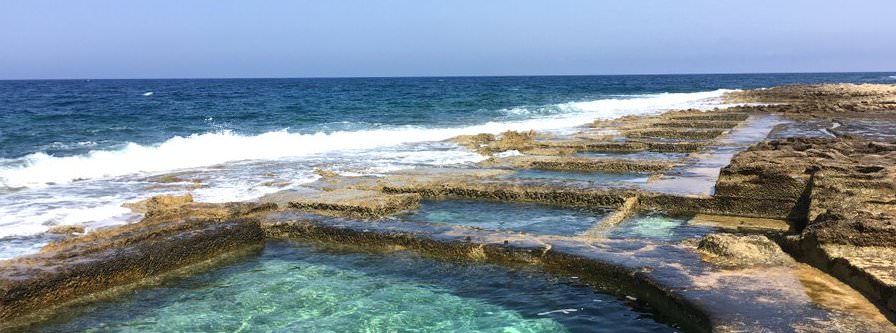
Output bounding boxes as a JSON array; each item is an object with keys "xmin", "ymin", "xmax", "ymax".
[
  {"xmin": 687, "ymin": 214, "xmax": 789, "ymax": 234},
  {"xmin": 45, "ymin": 224, "xmax": 85, "ymax": 235},
  {"xmin": 452, "ymin": 130, "xmax": 538, "ymax": 155},
  {"xmin": 382, "ymin": 180, "xmax": 632, "ymax": 209},
  {"xmin": 725, "ymin": 84, "xmax": 896, "ymax": 114},
  {"xmin": 697, "ymin": 233, "xmax": 794, "ymax": 267},
  {"xmin": 0, "ymin": 201, "xmax": 275, "ymax": 325},
  {"xmin": 5, "ymin": 83, "xmax": 896, "ymax": 330},
  {"xmin": 121, "ymin": 193, "xmax": 195, "ymax": 216},
  {"xmin": 626, "ymin": 128, "xmax": 727, "ymax": 140},
  {"xmin": 653, "ymin": 120, "xmax": 742, "ymax": 129},
  {"xmin": 285, "ymin": 189, "xmax": 421, "ymax": 218},
  {"xmin": 484, "ymin": 155, "xmax": 673, "ymax": 173},
  {"xmin": 781, "ymin": 236, "xmax": 896, "ymax": 315}
]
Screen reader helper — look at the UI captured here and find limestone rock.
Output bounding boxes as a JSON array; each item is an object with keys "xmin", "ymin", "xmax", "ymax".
[
  {"xmin": 697, "ymin": 233, "xmax": 794, "ymax": 267},
  {"xmin": 46, "ymin": 224, "xmax": 85, "ymax": 235},
  {"xmin": 122, "ymin": 193, "xmax": 194, "ymax": 216}
]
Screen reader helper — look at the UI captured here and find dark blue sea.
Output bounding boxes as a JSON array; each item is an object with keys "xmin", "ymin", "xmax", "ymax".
[{"xmin": 1, "ymin": 72, "xmax": 894, "ymax": 258}]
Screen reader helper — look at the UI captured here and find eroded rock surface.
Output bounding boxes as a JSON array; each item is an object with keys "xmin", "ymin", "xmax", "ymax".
[
  {"xmin": 720, "ymin": 85, "xmax": 896, "ymax": 316},
  {"xmin": 4, "ymin": 84, "xmax": 896, "ymax": 331},
  {"xmin": 697, "ymin": 233, "xmax": 794, "ymax": 267},
  {"xmin": 726, "ymin": 84, "xmax": 896, "ymax": 113},
  {"xmin": 0, "ymin": 197, "xmax": 276, "ymax": 326}
]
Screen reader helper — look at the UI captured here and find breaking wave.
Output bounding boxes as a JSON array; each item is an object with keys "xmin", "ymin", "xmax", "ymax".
[{"xmin": 0, "ymin": 89, "xmax": 733, "ymax": 188}]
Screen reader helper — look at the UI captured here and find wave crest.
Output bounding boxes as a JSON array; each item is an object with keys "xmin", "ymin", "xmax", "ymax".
[{"xmin": 0, "ymin": 89, "xmax": 733, "ymax": 188}]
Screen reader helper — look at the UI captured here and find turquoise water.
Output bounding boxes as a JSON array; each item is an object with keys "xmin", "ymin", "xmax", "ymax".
[
  {"xmin": 2, "ymin": 73, "xmax": 893, "ymax": 260},
  {"xmin": 395, "ymin": 200, "xmax": 610, "ymax": 236},
  {"xmin": 24, "ymin": 241, "xmax": 674, "ymax": 332},
  {"xmin": 608, "ymin": 213, "xmax": 712, "ymax": 242}
]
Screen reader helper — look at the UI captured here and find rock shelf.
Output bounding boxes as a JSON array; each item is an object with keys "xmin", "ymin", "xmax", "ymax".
[{"xmin": 3, "ymin": 83, "xmax": 896, "ymax": 332}]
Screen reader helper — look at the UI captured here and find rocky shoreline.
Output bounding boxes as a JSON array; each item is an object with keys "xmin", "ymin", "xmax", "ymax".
[{"xmin": 2, "ymin": 83, "xmax": 895, "ymax": 332}]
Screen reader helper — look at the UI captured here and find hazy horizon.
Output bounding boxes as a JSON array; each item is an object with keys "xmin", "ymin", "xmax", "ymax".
[
  {"xmin": 2, "ymin": 1, "xmax": 895, "ymax": 80},
  {"xmin": 3, "ymin": 71, "xmax": 896, "ymax": 82}
]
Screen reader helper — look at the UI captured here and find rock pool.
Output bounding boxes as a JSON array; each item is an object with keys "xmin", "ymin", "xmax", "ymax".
[
  {"xmin": 18, "ymin": 241, "xmax": 675, "ymax": 332},
  {"xmin": 393, "ymin": 200, "xmax": 612, "ymax": 236}
]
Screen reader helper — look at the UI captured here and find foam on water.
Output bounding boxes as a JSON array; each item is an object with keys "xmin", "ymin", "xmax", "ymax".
[
  {"xmin": 0, "ymin": 89, "xmax": 732, "ymax": 258},
  {"xmin": 0, "ymin": 89, "xmax": 732, "ymax": 188}
]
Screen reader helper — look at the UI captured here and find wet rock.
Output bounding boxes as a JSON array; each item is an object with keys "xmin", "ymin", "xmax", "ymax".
[
  {"xmin": 719, "ymin": 84, "xmax": 896, "ymax": 318},
  {"xmin": 666, "ymin": 110, "xmax": 751, "ymax": 122},
  {"xmin": 0, "ymin": 200, "xmax": 275, "ymax": 326},
  {"xmin": 580, "ymin": 196, "xmax": 639, "ymax": 238},
  {"xmin": 782, "ymin": 236, "xmax": 896, "ymax": 315},
  {"xmin": 484, "ymin": 155, "xmax": 673, "ymax": 173},
  {"xmin": 453, "ymin": 130, "xmax": 538, "ymax": 155},
  {"xmin": 122, "ymin": 193, "xmax": 194, "ymax": 216},
  {"xmin": 286, "ymin": 189, "xmax": 421, "ymax": 218},
  {"xmin": 653, "ymin": 120, "xmax": 742, "ymax": 129},
  {"xmin": 45, "ymin": 224, "xmax": 85, "ymax": 235},
  {"xmin": 6, "ymin": 83, "xmax": 896, "ymax": 329},
  {"xmin": 538, "ymin": 139, "xmax": 707, "ymax": 153},
  {"xmin": 452, "ymin": 133, "xmax": 495, "ymax": 152},
  {"xmin": 625, "ymin": 128, "xmax": 727, "ymax": 140},
  {"xmin": 697, "ymin": 233, "xmax": 794, "ymax": 267},
  {"xmin": 382, "ymin": 180, "xmax": 632, "ymax": 209},
  {"xmin": 313, "ymin": 168, "xmax": 340, "ymax": 178},
  {"xmin": 687, "ymin": 214, "xmax": 789, "ymax": 234}
]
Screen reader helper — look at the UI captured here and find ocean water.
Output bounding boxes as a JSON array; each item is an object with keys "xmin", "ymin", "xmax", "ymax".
[
  {"xmin": 19, "ymin": 241, "xmax": 675, "ymax": 332},
  {"xmin": 1, "ymin": 73, "xmax": 893, "ymax": 258}
]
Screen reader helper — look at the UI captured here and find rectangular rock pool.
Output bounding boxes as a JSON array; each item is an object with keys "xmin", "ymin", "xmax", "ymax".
[
  {"xmin": 390, "ymin": 199, "xmax": 613, "ymax": 236},
  {"xmin": 608, "ymin": 212, "xmax": 714, "ymax": 243},
  {"xmin": 16, "ymin": 241, "xmax": 675, "ymax": 332},
  {"xmin": 504, "ymin": 169, "xmax": 650, "ymax": 186}
]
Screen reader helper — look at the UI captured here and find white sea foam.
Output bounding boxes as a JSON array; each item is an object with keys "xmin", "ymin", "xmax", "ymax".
[
  {"xmin": 142, "ymin": 91, "xmax": 154, "ymax": 96},
  {"xmin": 0, "ymin": 89, "xmax": 733, "ymax": 188},
  {"xmin": 494, "ymin": 150, "xmax": 523, "ymax": 158},
  {"xmin": 0, "ymin": 197, "xmax": 137, "ymax": 238}
]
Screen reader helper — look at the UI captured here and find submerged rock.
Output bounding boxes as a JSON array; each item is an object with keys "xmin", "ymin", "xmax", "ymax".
[
  {"xmin": 697, "ymin": 233, "xmax": 794, "ymax": 267},
  {"xmin": 313, "ymin": 168, "xmax": 340, "ymax": 178}
]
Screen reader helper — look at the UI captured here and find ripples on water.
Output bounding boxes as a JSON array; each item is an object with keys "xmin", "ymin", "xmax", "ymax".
[
  {"xmin": 1, "ymin": 73, "xmax": 892, "ymax": 259},
  {"xmin": 22, "ymin": 241, "xmax": 675, "ymax": 333},
  {"xmin": 393, "ymin": 200, "xmax": 612, "ymax": 236}
]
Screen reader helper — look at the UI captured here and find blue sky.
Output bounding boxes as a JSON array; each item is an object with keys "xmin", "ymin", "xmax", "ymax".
[{"xmin": 1, "ymin": 1, "xmax": 894, "ymax": 79}]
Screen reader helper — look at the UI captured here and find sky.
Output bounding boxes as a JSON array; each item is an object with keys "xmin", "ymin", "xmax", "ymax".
[{"xmin": 1, "ymin": 0, "xmax": 894, "ymax": 79}]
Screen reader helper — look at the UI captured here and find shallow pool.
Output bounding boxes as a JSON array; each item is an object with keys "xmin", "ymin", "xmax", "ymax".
[
  {"xmin": 608, "ymin": 213, "xmax": 713, "ymax": 242},
  {"xmin": 394, "ymin": 200, "xmax": 611, "ymax": 236},
  {"xmin": 23, "ymin": 241, "xmax": 674, "ymax": 332}
]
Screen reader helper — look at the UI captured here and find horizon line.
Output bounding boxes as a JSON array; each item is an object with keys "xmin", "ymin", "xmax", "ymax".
[{"xmin": 1, "ymin": 70, "xmax": 894, "ymax": 82}]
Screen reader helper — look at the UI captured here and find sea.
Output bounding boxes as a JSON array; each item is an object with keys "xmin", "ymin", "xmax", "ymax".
[{"xmin": 1, "ymin": 72, "xmax": 894, "ymax": 259}]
